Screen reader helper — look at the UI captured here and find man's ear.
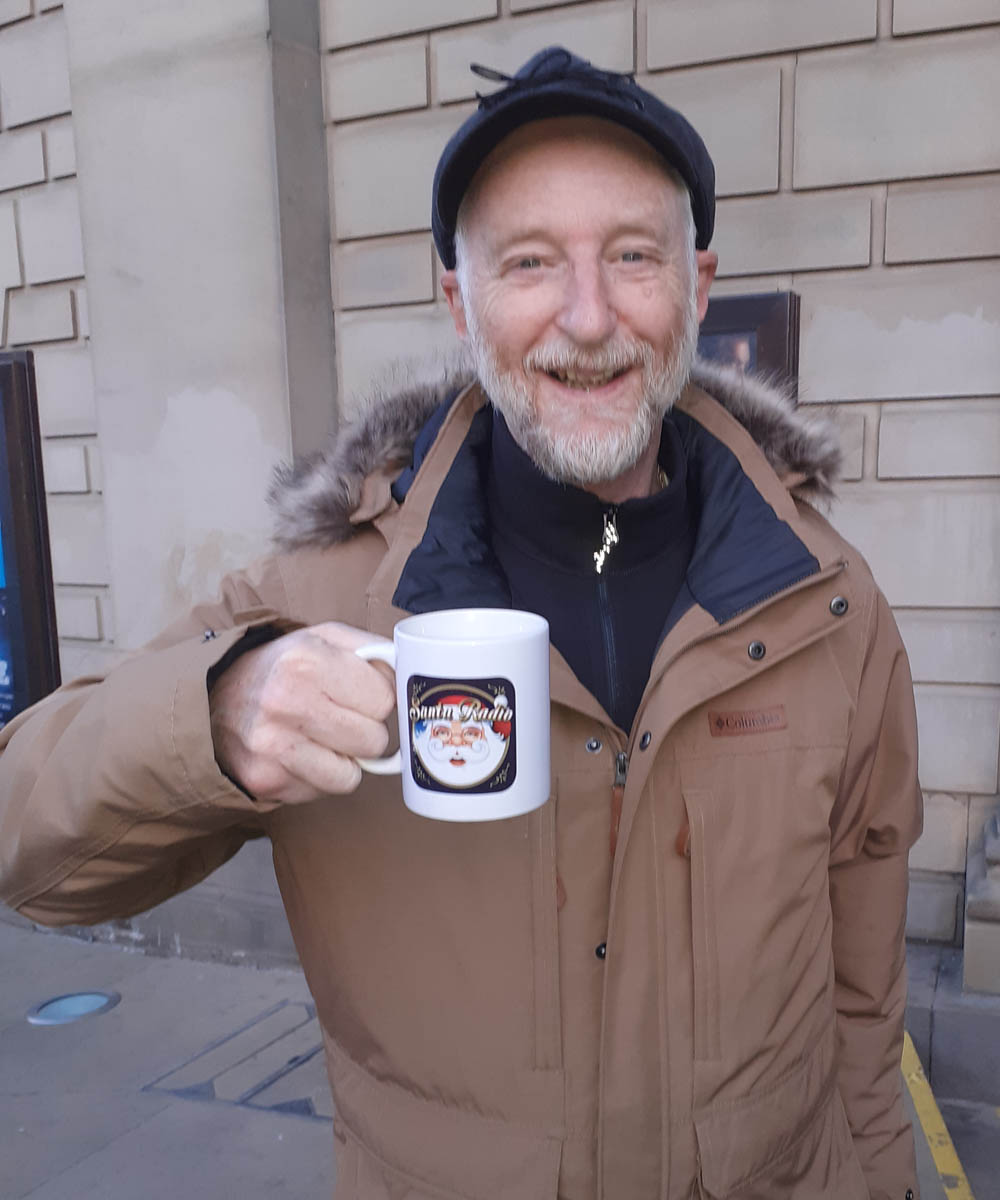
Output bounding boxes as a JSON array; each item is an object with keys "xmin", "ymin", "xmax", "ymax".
[
  {"xmin": 695, "ymin": 250, "xmax": 718, "ymax": 323},
  {"xmin": 441, "ymin": 269, "xmax": 469, "ymax": 339}
]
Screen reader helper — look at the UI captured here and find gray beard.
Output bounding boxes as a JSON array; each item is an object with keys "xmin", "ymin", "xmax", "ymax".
[{"xmin": 466, "ymin": 284, "xmax": 700, "ymax": 487}]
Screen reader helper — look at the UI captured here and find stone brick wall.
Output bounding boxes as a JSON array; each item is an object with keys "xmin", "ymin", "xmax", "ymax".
[
  {"xmin": 322, "ymin": 0, "xmax": 1000, "ymax": 945},
  {"xmin": 0, "ymin": 2, "xmax": 105, "ymax": 684}
]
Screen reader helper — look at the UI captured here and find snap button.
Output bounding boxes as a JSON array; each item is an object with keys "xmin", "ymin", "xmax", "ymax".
[
  {"xmin": 748, "ymin": 640, "xmax": 766, "ymax": 661},
  {"xmin": 830, "ymin": 595, "xmax": 848, "ymax": 617},
  {"xmin": 585, "ymin": 737, "xmax": 603, "ymax": 754},
  {"xmin": 905, "ymin": 1190, "xmax": 914, "ymax": 1200},
  {"xmin": 595, "ymin": 942, "xmax": 607, "ymax": 960},
  {"xmin": 202, "ymin": 629, "xmax": 217, "ymax": 642},
  {"xmin": 639, "ymin": 731, "xmax": 651, "ymax": 750}
]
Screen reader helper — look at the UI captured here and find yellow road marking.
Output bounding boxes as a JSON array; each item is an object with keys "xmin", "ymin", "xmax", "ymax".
[{"xmin": 902, "ymin": 1033, "xmax": 976, "ymax": 1200}]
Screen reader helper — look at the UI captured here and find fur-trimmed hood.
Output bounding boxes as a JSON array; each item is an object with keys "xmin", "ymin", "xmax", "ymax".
[{"xmin": 270, "ymin": 358, "xmax": 841, "ymax": 552}]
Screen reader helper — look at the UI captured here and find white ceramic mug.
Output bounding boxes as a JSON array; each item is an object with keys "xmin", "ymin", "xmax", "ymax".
[{"xmin": 354, "ymin": 608, "xmax": 550, "ymax": 822}]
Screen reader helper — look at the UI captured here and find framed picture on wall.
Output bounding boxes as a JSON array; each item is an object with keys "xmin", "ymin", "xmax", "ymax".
[
  {"xmin": 697, "ymin": 291, "xmax": 801, "ymax": 398},
  {"xmin": 0, "ymin": 350, "xmax": 60, "ymax": 728}
]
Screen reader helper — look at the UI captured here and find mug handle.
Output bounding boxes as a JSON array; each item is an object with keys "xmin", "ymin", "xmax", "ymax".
[{"xmin": 353, "ymin": 642, "xmax": 402, "ymax": 775}]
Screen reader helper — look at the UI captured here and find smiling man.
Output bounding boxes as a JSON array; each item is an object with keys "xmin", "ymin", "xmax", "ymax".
[{"xmin": 0, "ymin": 47, "xmax": 922, "ymax": 1200}]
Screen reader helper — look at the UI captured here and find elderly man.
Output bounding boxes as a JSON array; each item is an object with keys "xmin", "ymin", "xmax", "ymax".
[{"xmin": 0, "ymin": 48, "xmax": 921, "ymax": 1200}]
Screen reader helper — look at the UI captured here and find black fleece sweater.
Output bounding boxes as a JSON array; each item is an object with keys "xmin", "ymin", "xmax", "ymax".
[{"xmin": 487, "ymin": 414, "xmax": 695, "ymax": 733}]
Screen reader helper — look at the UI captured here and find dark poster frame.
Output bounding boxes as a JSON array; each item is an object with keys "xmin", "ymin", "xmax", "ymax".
[
  {"xmin": 0, "ymin": 350, "xmax": 60, "ymax": 727},
  {"xmin": 697, "ymin": 291, "xmax": 801, "ymax": 398}
]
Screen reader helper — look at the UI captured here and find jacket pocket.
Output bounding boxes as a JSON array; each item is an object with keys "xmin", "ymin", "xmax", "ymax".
[
  {"xmin": 327, "ymin": 1036, "xmax": 563, "ymax": 1200},
  {"xmin": 693, "ymin": 1026, "xmax": 868, "ymax": 1199},
  {"xmin": 684, "ymin": 788, "xmax": 721, "ymax": 1062}
]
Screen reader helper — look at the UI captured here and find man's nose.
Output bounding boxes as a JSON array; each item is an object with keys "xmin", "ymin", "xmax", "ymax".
[{"xmin": 555, "ymin": 262, "xmax": 616, "ymax": 345}]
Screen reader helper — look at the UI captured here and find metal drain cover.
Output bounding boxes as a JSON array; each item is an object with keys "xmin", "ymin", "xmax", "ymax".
[{"xmin": 26, "ymin": 990, "xmax": 121, "ymax": 1026}]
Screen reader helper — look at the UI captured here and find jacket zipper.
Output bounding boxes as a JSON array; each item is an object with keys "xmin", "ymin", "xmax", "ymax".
[{"xmin": 609, "ymin": 749, "xmax": 628, "ymax": 860}]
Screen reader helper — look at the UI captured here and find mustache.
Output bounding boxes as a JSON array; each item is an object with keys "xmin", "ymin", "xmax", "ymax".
[{"xmin": 522, "ymin": 339, "xmax": 655, "ymax": 375}]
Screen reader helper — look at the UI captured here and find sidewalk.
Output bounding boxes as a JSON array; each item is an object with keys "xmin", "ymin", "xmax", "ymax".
[{"xmin": 0, "ymin": 921, "xmax": 987, "ymax": 1199}]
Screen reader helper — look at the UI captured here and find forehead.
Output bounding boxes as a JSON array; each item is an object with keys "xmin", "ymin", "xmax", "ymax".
[{"xmin": 460, "ymin": 116, "xmax": 682, "ymax": 231}]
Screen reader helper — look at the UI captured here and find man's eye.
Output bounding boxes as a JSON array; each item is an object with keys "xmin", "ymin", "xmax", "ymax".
[
  {"xmin": 621, "ymin": 251, "xmax": 645, "ymax": 263},
  {"xmin": 517, "ymin": 256, "xmax": 542, "ymax": 270}
]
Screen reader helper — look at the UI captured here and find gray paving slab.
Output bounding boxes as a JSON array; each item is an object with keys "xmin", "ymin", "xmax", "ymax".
[
  {"xmin": 0, "ymin": 924, "xmax": 312, "ymax": 1095},
  {"xmin": 15, "ymin": 1098, "xmax": 336, "ymax": 1200},
  {"xmin": 931, "ymin": 948, "xmax": 1000, "ymax": 1105},
  {"xmin": 0, "ymin": 1090, "xmax": 171, "ymax": 1200},
  {"xmin": 938, "ymin": 1099, "xmax": 1000, "ymax": 1200}
]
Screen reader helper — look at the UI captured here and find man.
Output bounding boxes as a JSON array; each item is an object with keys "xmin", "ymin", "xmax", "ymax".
[{"xmin": 0, "ymin": 48, "xmax": 921, "ymax": 1200}]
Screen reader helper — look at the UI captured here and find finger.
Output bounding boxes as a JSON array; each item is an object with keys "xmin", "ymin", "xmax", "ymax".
[
  {"xmin": 286, "ymin": 701, "xmax": 391, "ymax": 761},
  {"xmin": 279, "ymin": 738, "xmax": 364, "ymax": 796},
  {"xmin": 273, "ymin": 634, "xmax": 396, "ymax": 723}
]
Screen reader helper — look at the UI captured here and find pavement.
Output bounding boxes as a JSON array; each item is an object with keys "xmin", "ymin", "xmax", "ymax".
[{"xmin": 1, "ymin": 920, "xmax": 996, "ymax": 1200}]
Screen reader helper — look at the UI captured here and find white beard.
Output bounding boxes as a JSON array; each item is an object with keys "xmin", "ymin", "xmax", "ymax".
[{"xmin": 464, "ymin": 275, "xmax": 700, "ymax": 487}]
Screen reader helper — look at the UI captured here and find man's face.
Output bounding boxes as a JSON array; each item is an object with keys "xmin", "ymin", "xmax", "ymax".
[{"xmin": 442, "ymin": 117, "xmax": 717, "ymax": 487}]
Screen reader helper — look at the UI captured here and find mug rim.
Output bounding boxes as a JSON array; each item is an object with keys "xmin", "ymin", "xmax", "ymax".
[{"xmin": 395, "ymin": 607, "xmax": 549, "ymax": 645}]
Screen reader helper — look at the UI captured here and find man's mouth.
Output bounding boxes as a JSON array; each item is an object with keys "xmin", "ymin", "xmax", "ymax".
[
  {"xmin": 544, "ymin": 365, "xmax": 633, "ymax": 391},
  {"xmin": 449, "ymin": 756, "xmax": 466, "ymax": 767}
]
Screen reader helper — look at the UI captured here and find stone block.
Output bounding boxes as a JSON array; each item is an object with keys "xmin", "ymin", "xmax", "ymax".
[
  {"xmin": 74, "ymin": 284, "xmax": 89, "ymax": 336},
  {"xmin": 511, "ymin": 0, "xmax": 577, "ymax": 8},
  {"xmin": 647, "ymin": 0, "xmax": 875, "ymax": 70},
  {"xmin": 642, "ymin": 62, "xmax": 780, "ymax": 197},
  {"xmin": 46, "ymin": 496, "xmax": 110, "ymax": 585},
  {"xmin": 964, "ymin": 919, "xmax": 1000, "ymax": 995},
  {"xmin": 54, "ymin": 590, "xmax": 102, "ymax": 640},
  {"xmin": 0, "ymin": 11, "xmax": 72, "ymax": 128},
  {"xmin": 932, "ymin": 949, "xmax": 1000, "ymax": 1100},
  {"xmin": 893, "ymin": 0, "xmax": 1000, "ymax": 35},
  {"xmin": 0, "ymin": 128, "xmax": 45, "ymax": 192},
  {"xmin": 32, "ymin": 345, "xmax": 97, "ymax": 435},
  {"xmin": 330, "ymin": 106, "xmax": 470, "ymax": 239},
  {"xmin": 45, "ymin": 118, "xmax": 76, "ymax": 178},
  {"xmin": 7, "ymin": 286, "xmax": 75, "ymax": 344},
  {"xmin": 713, "ymin": 192, "xmax": 871, "ymax": 277},
  {"xmin": 831, "ymin": 482, "xmax": 999, "ymax": 608},
  {"xmin": 18, "ymin": 180, "xmax": 86, "ymax": 284},
  {"xmin": 0, "ymin": 0, "xmax": 29, "ymax": 27},
  {"xmin": 335, "ymin": 233, "xmax": 434, "ymax": 308},
  {"xmin": 434, "ymin": 2, "xmax": 633, "ymax": 103},
  {"xmin": 826, "ymin": 407, "xmax": 865, "ymax": 480},
  {"xmin": 323, "ymin": 0, "xmax": 498, "ymax": 50},
  {"xmin": 86, "ymin": 442, "xmax": 103, "ymax": 492},
  {"xmin": 794, "ymin": 32, "xmax": 1000, "ymax": 188},
  {"xmin": 914, "ymin": 684, "xmax": 1000, "ymax": 795},
  {"xmin": 910, "ymin": 793, "xmax": 969, "ymax": 873},
  {"xmin": 906, "ymin": 869, "xmax": 962, "ymax": 942},
  {"xmin": 0, "ymin": 197, "xmax": 20, "ymax": 291},
  {"xmin": 968, "ymin": 795, "xmax": 1000, "ymax": 859},
  {"xmin": 895, "ymin": 610, "xmax": 1000, "ymax": 686},
  {"xmin": 42, "ymin": 440, "xmax": 89, "ymax": 493},
  {"xmin": 326, "ymin": 39, "xmax": 427, "ymax": 122},
  {"xmin": 336, "ymin": 304, "xmax": 463, "ymax": 402},
  {"xmin": 797, "ymin": 263, "xmax": 1000, "ymax": 402},
  {"xmin": 878, "ymin": 399, "xmax": 1000, "ymax": 479},
  {"xmin": 886, "ymin": 176, "xmax": 1000, "ymax": 264}
]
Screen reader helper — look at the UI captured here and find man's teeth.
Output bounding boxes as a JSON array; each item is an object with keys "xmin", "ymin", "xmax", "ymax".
[{"xmin": 549, "ymin": 368, "xmax": 623, "ymax": 389}]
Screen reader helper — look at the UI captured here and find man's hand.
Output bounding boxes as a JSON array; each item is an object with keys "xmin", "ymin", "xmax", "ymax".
[{"xmin": 209, "ymin": 622, "xmax": 396, "ymax": 803}]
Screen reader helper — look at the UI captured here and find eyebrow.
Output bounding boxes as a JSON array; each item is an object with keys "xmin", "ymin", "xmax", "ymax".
[{"xmin": 490, "ymin": 218, "xmax": 671, "ymax": 253}]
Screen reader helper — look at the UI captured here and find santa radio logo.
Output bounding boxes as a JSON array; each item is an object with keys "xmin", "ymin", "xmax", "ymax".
[{"xmin": 406, "ymin": 676, "xmax": 516, "ymax": 794}]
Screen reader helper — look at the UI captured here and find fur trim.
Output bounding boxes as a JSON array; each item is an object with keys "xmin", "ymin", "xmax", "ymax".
[
  {"xmin": 688, "ymin": 359, "xmax": 841, "ymax": 503},
  {"xmin": 270, "ymin": 355, "xmax": 841, "ymax": 550}
]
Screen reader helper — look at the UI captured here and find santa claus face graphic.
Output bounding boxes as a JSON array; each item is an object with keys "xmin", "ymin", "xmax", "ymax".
[{"xmin": 408, "ymin": 683, "xmax": 514, "ymax": 792}]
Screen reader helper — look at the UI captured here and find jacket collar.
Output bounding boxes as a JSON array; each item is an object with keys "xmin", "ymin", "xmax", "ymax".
[{"xmin": 269, "ymin": 357, "xmax": 842, "ymax": 552}]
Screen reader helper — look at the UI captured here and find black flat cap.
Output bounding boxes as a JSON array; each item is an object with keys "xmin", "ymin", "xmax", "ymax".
[{"xmin": 432, "ymin": 45, "xmax": 716, "ymax": 269}]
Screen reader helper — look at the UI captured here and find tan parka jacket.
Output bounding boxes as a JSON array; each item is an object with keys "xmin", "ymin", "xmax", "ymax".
[{"xmin": 0, "ymin": 362, "xmax": 922, "ymax": 1200}]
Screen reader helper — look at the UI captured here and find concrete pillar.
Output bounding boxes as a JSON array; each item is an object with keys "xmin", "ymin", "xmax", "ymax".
[{"xmin": 63, "ymin": 0, "xmax": 335, "ymax": 651}]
